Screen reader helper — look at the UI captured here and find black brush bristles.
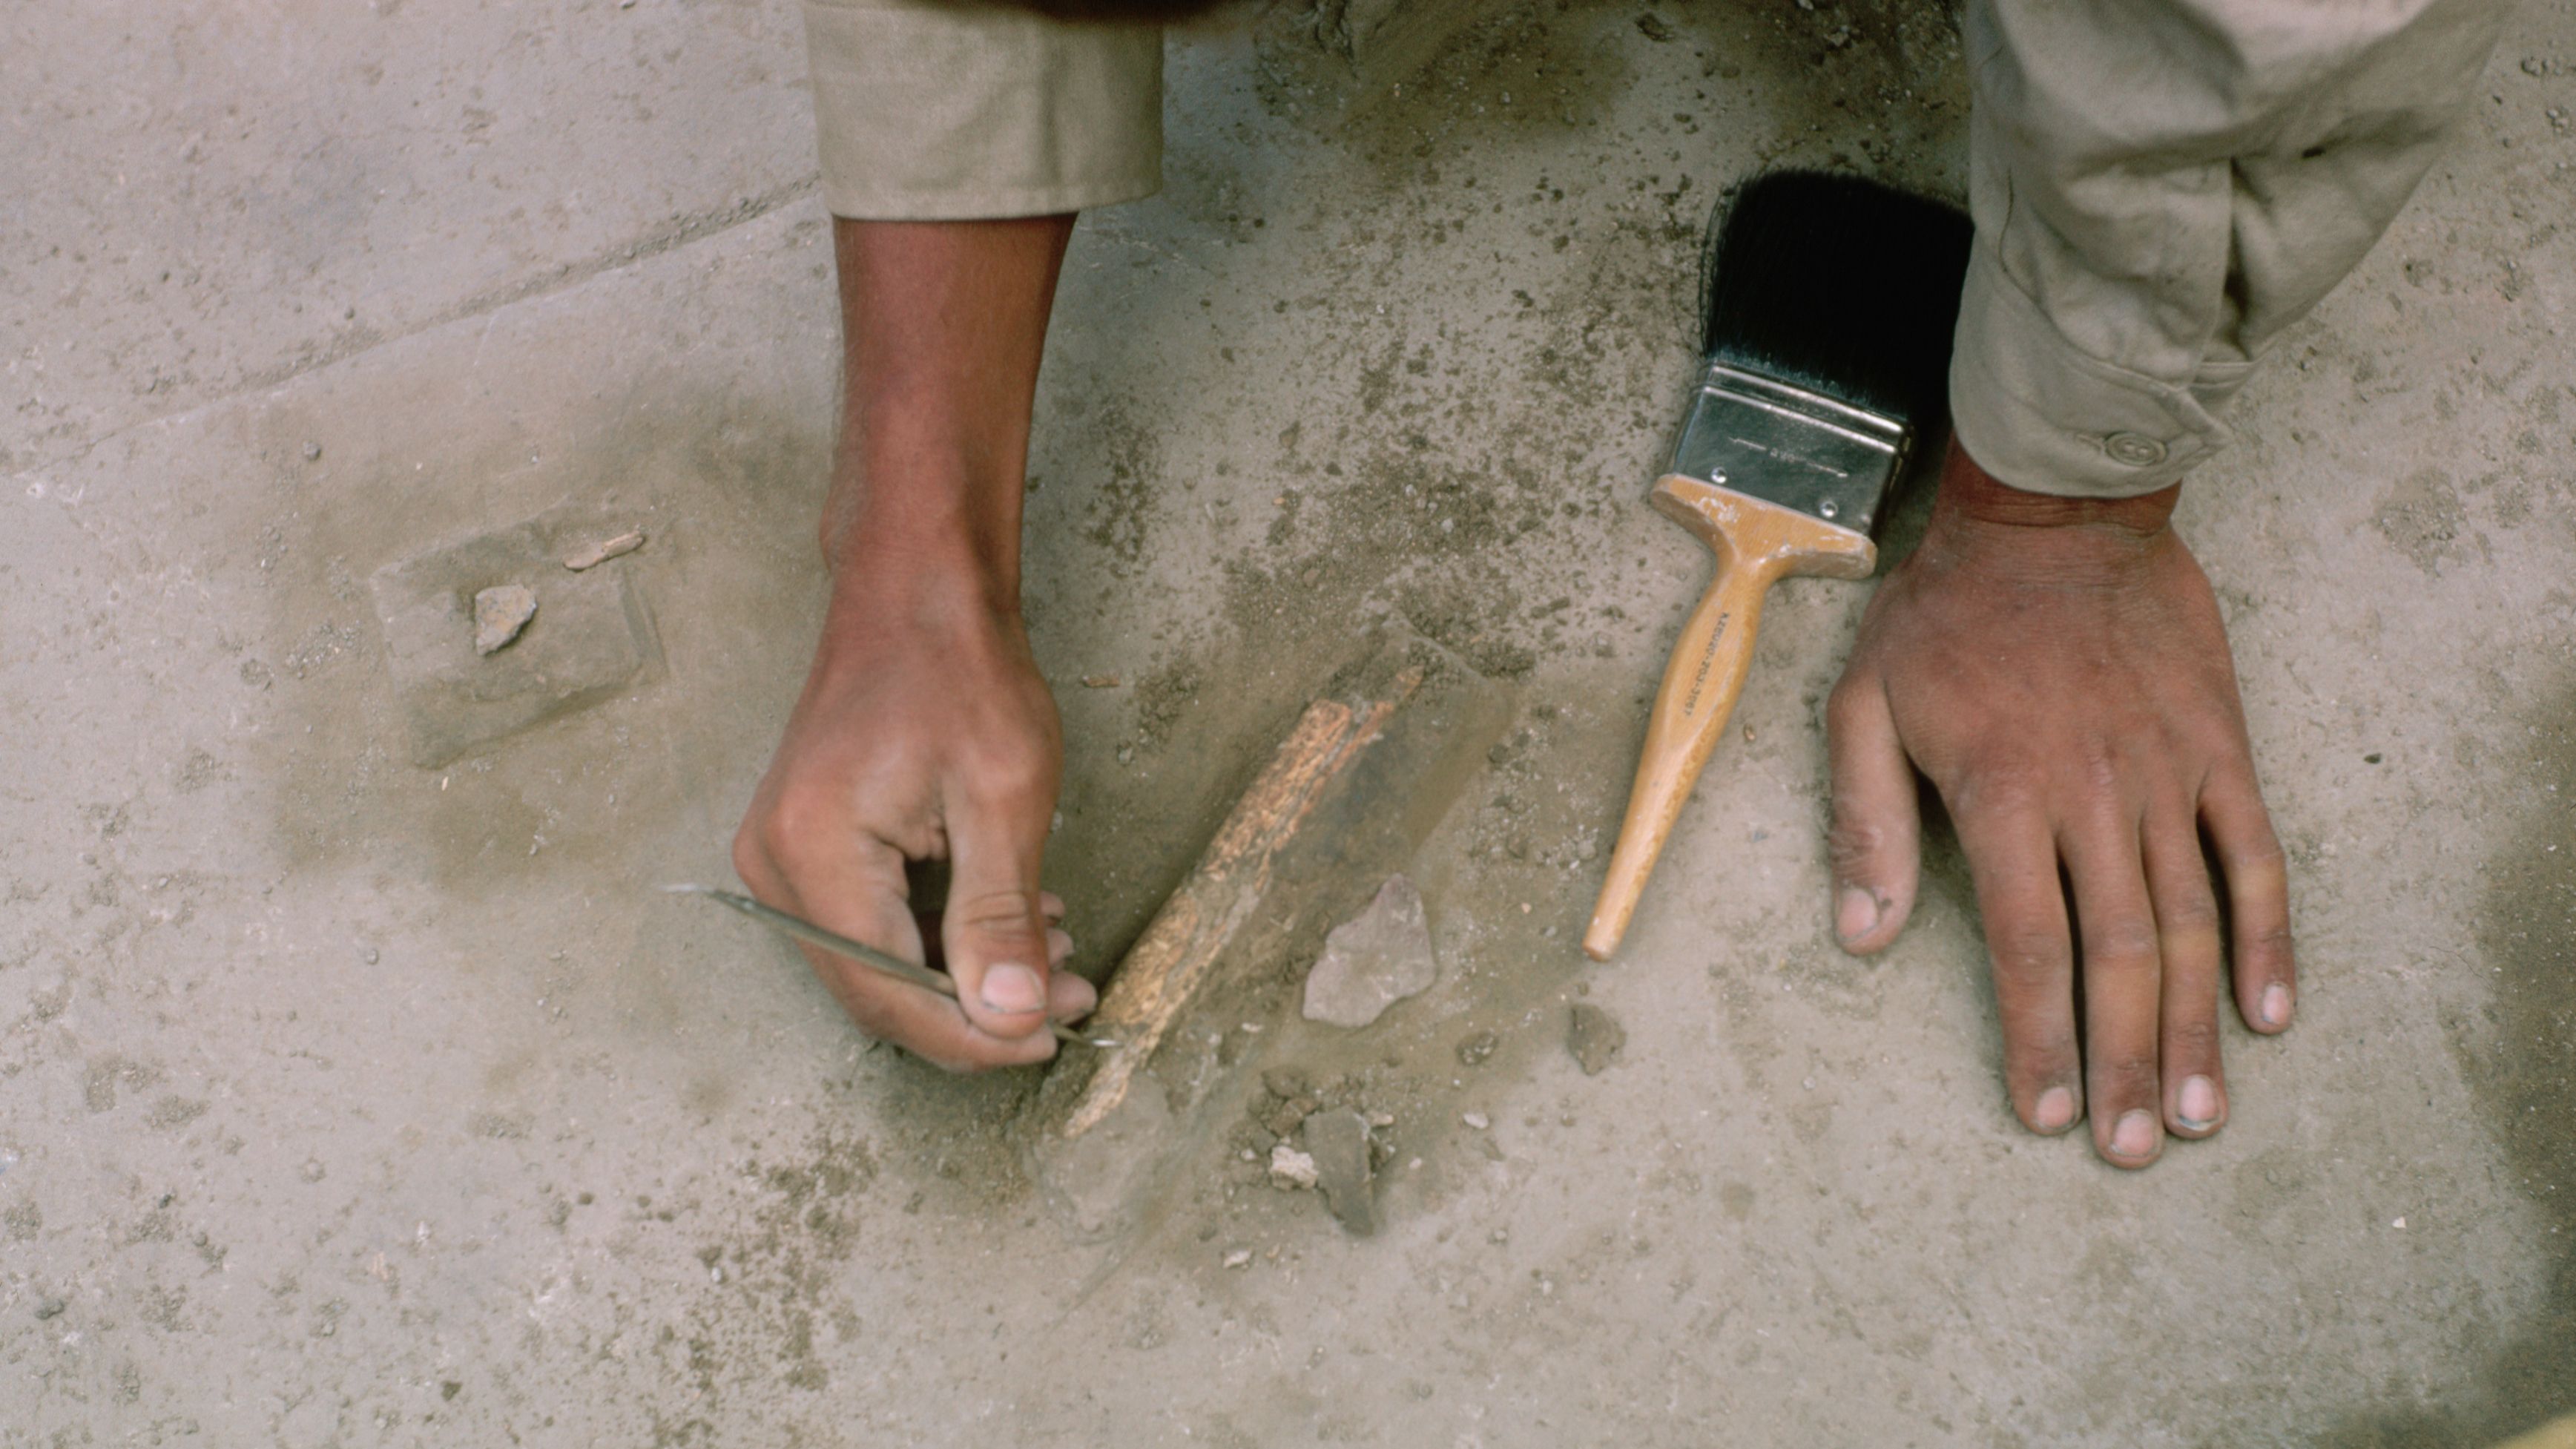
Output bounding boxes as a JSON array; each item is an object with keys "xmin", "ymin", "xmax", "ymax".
[{"xmin": 1699, "ymin": 171, "xmax": 1974, "ymax": 430}]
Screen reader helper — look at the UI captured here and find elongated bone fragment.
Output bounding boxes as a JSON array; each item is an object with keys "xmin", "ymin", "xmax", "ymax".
[
  {"xmin": 562, "ymin": 530, "xmax": 645, "ymax": 571},
  {"xmin": 1021, "ymin": 631, "xmax": 1515, "ymax": 1243}
]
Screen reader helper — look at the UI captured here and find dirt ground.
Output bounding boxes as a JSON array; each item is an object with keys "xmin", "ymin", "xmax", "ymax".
[{"xmin": 4, "ymin": 0, "xmax": 2571, "ymax": 1444}]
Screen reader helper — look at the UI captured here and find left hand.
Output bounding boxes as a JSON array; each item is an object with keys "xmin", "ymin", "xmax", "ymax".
[{"xmin": 1824, "ymin": 441, "xmax": 2296, "ymax": 1169}]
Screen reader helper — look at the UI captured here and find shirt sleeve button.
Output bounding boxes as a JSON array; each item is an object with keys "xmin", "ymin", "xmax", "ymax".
[{"xmin": 2104, "ymin": 432, "xmax": 2169, "ymax": 467}]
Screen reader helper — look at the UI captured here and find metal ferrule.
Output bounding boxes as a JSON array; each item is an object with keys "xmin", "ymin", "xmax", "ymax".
[{"xmin": 1668, "ymin": 364, "xmax": 1912, "ymax": 536}]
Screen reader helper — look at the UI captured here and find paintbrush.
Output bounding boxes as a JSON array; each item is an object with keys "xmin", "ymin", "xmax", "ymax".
[
  {"xmin": 1584, "ymin": 171, "xmax": 1972, "ymax": 959},
  {"xmin": 665, "ymin": 884, "xmax": 1117, "ymax": 1048}
]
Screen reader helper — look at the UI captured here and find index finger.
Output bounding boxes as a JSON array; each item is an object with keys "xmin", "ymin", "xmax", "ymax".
[{"xmin": 1951, "ymin": 790, "xmax": 2085, "ymax": 1137}]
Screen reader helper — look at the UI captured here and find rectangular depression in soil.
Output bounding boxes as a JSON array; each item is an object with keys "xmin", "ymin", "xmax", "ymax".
[{"xmin": 370, "ymin": 505, "xmax": 662, "ymax": 768}]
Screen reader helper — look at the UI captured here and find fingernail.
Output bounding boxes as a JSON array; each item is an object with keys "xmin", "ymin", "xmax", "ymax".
[
  {"xmin": 2259, "ymin": 983, "xmax": 2292, "ymax": 1028},
  {"xmin": 1834, "ymin": 886, "xmax": 1880, "ymax": 944},
  {"xmin": 979, "ymin": 963, "xmax": 1044, "ymax": 1014},
  {"xmin": 2178, "ymin": 1074, "xmax": 2221, "ymax": 1130},
  {"xmin": 2033, "ymin": 1085, "xmax": 2078, "ymax": 1133},
  {"xmin": 2110, "ymin": 1108, "xmax": 2158, "ymax": 1160}
]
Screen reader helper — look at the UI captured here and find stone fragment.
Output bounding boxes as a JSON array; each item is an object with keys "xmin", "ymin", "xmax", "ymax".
[
  {"xmin": 1222, "ymin": 1249, "xmax": 1251, "ymax": 1269},
  {"xmin": 471, "ymin": 585, "xmax": 538, "ymax": 655},
  {"xmin": 561, "ymin": 530, "xmax": 646, "ymax": 571},
  {"xmin": 1268, "ymin": 1143, "xmax": 1318, "ymax": 1191},
  {"xmin": 1302, "ymin": 1108, "xmax": 1377, "ymax": 1236},
  {"xmin": 1568, "ymin": 1002, "xmax": 1627, "ymax": 1075},
  {"xmin": 1262, "ymin": 1096, "xmax": 1317, "ymax": 1139},
  {"xmin": 1302, "ymin": 875, "xmax": 1437, "ymax": 1028},
  {"xmin": 1455, "ymin": 1029, "xmax": 1498, "ymax": 1068}
]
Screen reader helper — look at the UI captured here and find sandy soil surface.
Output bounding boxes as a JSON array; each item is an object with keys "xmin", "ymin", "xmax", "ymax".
[{"xmin": 3, "ymin": 0, "xmax": 2570, "ymax": 1443}]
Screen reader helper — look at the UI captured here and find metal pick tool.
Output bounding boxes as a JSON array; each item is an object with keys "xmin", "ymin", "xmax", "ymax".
[{"xmin": 664, "ymin": 884, "xmax": 1117, "ymax": 1049}]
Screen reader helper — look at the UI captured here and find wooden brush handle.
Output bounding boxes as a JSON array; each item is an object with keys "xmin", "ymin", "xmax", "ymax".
[{"xmin": 1584, "ymin": 478, "xmax": 1875, "ymax": 961}]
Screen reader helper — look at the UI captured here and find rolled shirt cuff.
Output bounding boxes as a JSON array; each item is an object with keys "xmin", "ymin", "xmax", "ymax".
[
  {"xmin": 1948, "ymin": 239, "xmax": 2253, "ymax": 500},
  {"xmin": 803, "ymin": 0, "xmax": 1163, "ymax": 221}
]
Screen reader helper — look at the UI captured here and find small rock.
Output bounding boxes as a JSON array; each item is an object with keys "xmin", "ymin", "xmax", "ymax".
[
  {"xmin": 1260, "ymin": 1067, "xmax": 1314, "ymax": 1101},
  {"xmin": 561, "ymin": 530, "xmax": 645, "ymax": 571},
  {"xmin": 1568, "ymin": 1002, "xmax": 1626, "ymax": 1075},
  {"xmin": 301, "ymin": 441, "xmax": 322, "ymax": 461},
  {"xmin": 1455, "ymin": 1029, "xmax": 1499, "ymax": 1068},
  {"xmin": 1222, "ymin": 1249, "xmax": 1251, "ymax": 1269},
  {"xmin": 1462, "ymin": 1111, "xmax": 1489, "ymax": 1131},
  {"xmin": 1303, "ymin": 1108, "xmax": 1377, "ymax": 1236},
  {"xmin": 1080, "ymin": 674, "xmax": 1122, "ymax": 689},
  {"xmin": 1268, "ymin": 1143, "xmax": 1319, "ymax": 1191},
  {"xmin": 1262, "ymin": 1096, "xmax": 1317, "ymax": 1139},
  {"xmin": 1303, "ymin": 875, "xmax": 1438, "ymax": 1028},
  {"xmin": 34, "ymin": 1298, "xmax": 65, "ymax": 1321},
  {"xmin": 471, "ymin": 585, "xmax": 538, "ymax": 655}
]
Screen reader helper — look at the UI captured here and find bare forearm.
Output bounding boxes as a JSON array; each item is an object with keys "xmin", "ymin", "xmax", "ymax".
[
  {"xmin": 737, "ymin": 214, "xmax": 1087, "ymax": 1071},
  {"xmin": 823, "ymin": 215, "xmax": 1077, "ymax": 607}
]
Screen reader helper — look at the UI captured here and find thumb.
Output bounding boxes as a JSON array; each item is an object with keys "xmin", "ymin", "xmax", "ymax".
[
  {"xmin": 940, "ymin": 789, "xmax": 1058, "ymax": 1042},
  {"xmin": 1825, "ymin": 672, "xmax": 1922, "ymax": 956}
]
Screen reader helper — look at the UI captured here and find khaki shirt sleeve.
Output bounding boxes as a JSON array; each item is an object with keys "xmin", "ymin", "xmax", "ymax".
[
  {"xmin": 1951, "ymin": 0, "xmax": 2511, "ymax": 497},
  {"xmin": 802, "ymin": 0, "xmax": 1162, "ymax": 220}
]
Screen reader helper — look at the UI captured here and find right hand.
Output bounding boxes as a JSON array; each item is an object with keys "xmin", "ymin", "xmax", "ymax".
[{"xmin": 732, "ymin": 565, "xmax": 1094, "ymax": 1071}]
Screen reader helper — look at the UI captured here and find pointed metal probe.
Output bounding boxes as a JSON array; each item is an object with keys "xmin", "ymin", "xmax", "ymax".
[{"xmin": 664, "ymin": 884, "xmax": 1116, "ymax": 1048}]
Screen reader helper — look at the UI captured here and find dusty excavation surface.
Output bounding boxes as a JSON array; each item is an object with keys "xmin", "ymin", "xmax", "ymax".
[{"xmin": 3, "ymin": 0, "xmax": 2571, "ymax": 1443}]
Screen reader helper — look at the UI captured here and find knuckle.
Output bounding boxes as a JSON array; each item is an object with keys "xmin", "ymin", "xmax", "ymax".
[
  {"xmin": 729, "ymin": 823, "xmax": 770, "ymax": 885},
  {"xmin": 2078, "ymin": 740, "xmax": 2122, "ymax": 796},
  {"xmin": 1952, "ymin": 757, "xmax": 2044, "ymax": 820},
  {"xmin": 961, "ymin": 753, "xmax": 1055, "ymax": 815},
  {"xmin": 2239, "ymin": 919, "xmax": 2297, "ymax": 970},
  {"xmin": 2085, "ymin": 920, "xmax": 2161, "ymax": 970},
  {"xmin": 946, "ymin": 889, "xmax": 1042, "ymax": 939},
  {"xmin": 2163, "ymin": 1014, "xmax": 2221, "ymax": 1062},
  {"xmin": 2245, "ymin": 919, "xmax": 2296, "ymax": 953},
  {"xmin": 2000, "ymin": 1013, "xmax": 2078, "ymax": 1066},
  {"xmin": 1826, "ymin": 816, "xmax": 1888, "ymax": 875},
  {"xmin": 1824, "ymin": 677, "xmax": 1876, "ymax": 732},
  {"xmin": 752, "ymin": 786, "xmax": 839, "ymax": 867},
  {"xmin": 1992, "ymin": 953, "xmax": 2052, "ymax": 989},
  {"xmin": 2157, "ymin": 887, "xmax": 2222, "ymax": 936},
  {"xmin": 2230, "ymin": 838, "xmax": 2289, "ymax": 879},
  {"xmin": 1988, "ymin": 934, "xmax": 2068, "ymax": 987},
  {"xmin": 2097, "ymin": 1054, "xmax": 2161, "ymax": 1097}
]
